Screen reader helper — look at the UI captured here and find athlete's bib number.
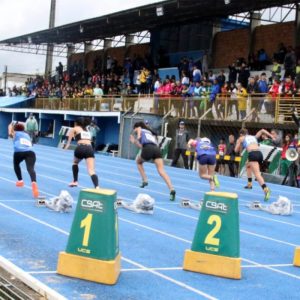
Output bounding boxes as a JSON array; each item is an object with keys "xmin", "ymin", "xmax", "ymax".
[
  {"xmin": 145, "ymin": 133, "xmax": 157, "ymax": 144},
  {"xmin": 204, "ymin": 215, "xmax": 221, "ymax": 246},
  {"xmin": 20, "ymin": 138, "xmax": 32, "ymax": 147},
  {"xmin": 81, "ymin": 131, "xmax": 91, "ymax": 140}
]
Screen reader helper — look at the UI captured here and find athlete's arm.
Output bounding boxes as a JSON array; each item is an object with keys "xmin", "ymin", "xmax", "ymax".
[
  {"xmin": 64, "ymin": 128, "xmax": 75, "ymax": 150},
  {"xmin": 8, "ymin": 123, "xmax": 15, "ymax": 138}
]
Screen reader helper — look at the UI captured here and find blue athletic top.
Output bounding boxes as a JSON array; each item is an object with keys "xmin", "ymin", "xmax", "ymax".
[
  {"xmin": 242, "ymin": 135, "xmax": 258, "ymax": 149},
  {"xmin": 195, "ymin": 138, "xmax": 216, "ymax": 156},
  {"xmin": 14, "ymin": 131, "xmax": 33, "ymax": 152},
  {"xmin": 139, "ymin": 129, "xmax": 158, "ymax": 146}
]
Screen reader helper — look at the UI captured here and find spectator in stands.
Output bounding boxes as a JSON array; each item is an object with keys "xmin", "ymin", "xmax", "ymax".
[
  {"xmin": 237, "ymin": 62, "xmax": 250, "ymax": 88},
  {"xmin": 93, "ymin": 84, "xmax": 103, "ymax": 98},
  {"xmin": 267, "ymin": 78, "xmax": 280, "ymax": 117},
  {"xmin": 295, "ymin": 59, "xmax": 300, "ymax": 93},
  {"xmin": 217, "ymin": 70, "xmax": 226, "ymax": 88},
  {"xmin": 25, "ymin": 113, "xmax": 39, "ymax": 144},
  {"xmin": 273, "ymin": 42, "xmax": 287, "ymax": 64},
  {"xmin": 272, "ymin": 59, "xmax": 281, "ymax": 80},
  {"xmin": 236, "ymin": 82, "xmax": 247, "ymax": 120},
  {"xmin": 192, "ymin": 81, "xmax": 201, "ymax": 118},
  {"xmin": 171, "ymin": 121, "xmax": 189, "ymax": 169},
  {"xmin": 257, "ymin": 72, "xmax": 269, "ymax": 113},
  {"xmin": 208, "ymin": 70, "xmax": 216, "ymax": 82},
  {"xmin": 140, "ymin": 67, "xmax": 150, "ymax": 94},
  {"xmin": 228, "ymin": 63, "xmax": 238, "ymax": 84},
  {"xmin": 135, "ymin": 71, "xmax": 141, "ymax": 94},
  {"xmin": 248, "ymin": 52, "xmax": 258, "ymax": 71},
  {"xmin": 106, "ymin": 56, "xmax": 113, "ymax": 74},
  {"xmin": 171, "ymin": 80, "xmax": 183, "ymax": 117},
  {"xmin": 181, "ymin": 71, "xmax": 190, "ymax": 86},
  {"xmin": 257, "ymin": 48, "xmax": 269, "ymax": 70},
  {"xmin": 284, "ymin": 46, "xmax": 296, "ymax": 79},
  {"xmin": 282, "ymin": 76, "xmax": 296, "ymax": 97},
  {"xmin": 210, "ymin": 79, "xmax": 221, "ymax": 118},
  {"xmin": 247, "ymin": 77, "xmax": 260, "ymax": 121},
  {"xmin": 192, "ymin": 65, "xmax": 201, "ymax": 83}
]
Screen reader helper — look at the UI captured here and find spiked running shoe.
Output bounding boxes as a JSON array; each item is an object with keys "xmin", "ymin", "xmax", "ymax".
[
  {"xmin": 170, "ymin": 190, "xmax": 176, "ymax": 201},
  {"xmin": 32, "ymin": 182, "xmax": 39, "ymax": 198},
  {"xmin": 16, "ymin": 180, "xmax": 24, "ymax": 187},
  {"xmin": 264, "ymin": 187, "xmax": 271, "ymax": 202},
  {"xmin": 244, "ymin": 184, "xmax": 253, "ymax": 189},
  {"xmin": 213, "ymin": 175, "xmax": 220, "ymax": 188},
  {"xmin": 140, "ymin": 181, "xmax": 148, "ymax": 188},
  {"xmin": 69, "ymin": 181, "xmax": 78, "ymax": 187}
]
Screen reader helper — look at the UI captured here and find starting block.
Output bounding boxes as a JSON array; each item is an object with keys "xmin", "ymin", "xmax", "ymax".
[
  {"xmin": 180, "ymin": 199, "xmax": 202, "ymax": 211},
  {"xmin": 183, "ymin": 191, "xmax": 241, "ymax": 279},
  {"xmin": 57, "ymin": 188, "xmax": 120, "ymax": 285},
  {"xmin": 116, "ymin": 194, "xmax": 154, "ymax": 214},
  {"xmin": 36, "ymin": 196, "xmax": 46, "ymax": 207},
  {"xmin": 293, "ymin": 247, "xmax": 300, "ymax": 266}
]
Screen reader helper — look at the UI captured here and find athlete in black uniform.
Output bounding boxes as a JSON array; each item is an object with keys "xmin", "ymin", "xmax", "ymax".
[{"xmin": 65, "ymin": 117, "xmax": 99, "ymax": 189}]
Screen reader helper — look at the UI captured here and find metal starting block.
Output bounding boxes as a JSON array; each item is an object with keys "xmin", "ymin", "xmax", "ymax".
[
  {"xmin": 36, "ymin": 196, "xmax": 46, "ymax": 207},
  {"xmin": 247, "ymin": 201, "xmax": 262, "ymax": 210},
  {"xmin": 180, "ymin": 199, "xmax": 202, "ymax": 210},
  {"xmin": 116, "ymin": 199, "xmax": 123, "ymax": 208}
]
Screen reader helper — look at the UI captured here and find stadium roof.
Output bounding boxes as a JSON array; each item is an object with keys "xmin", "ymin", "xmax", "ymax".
[{"xmin": 0, "ymin": 0, "xmax": 297, "ymax": 45}]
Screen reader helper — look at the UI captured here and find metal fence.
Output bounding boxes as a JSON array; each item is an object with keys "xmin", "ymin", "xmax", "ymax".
[{"xmin": 32, "ymin": 94, "xmax": 300, "ymax": 124}]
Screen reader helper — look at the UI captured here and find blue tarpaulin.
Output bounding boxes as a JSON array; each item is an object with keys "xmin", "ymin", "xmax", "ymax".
[{"xmin": 0, "ymin": 95, "xmax": 35, "ymax": 108}]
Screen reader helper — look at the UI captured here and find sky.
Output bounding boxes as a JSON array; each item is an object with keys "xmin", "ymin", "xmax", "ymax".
[{"xmin": 0, "ymin": 0, "xmax": 165, "ymax": 75}]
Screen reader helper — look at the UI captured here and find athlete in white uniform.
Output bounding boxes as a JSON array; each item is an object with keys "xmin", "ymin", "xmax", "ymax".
[{"xmin": 235, "ymin": 128, "xmax": 270, "ymax": 201}]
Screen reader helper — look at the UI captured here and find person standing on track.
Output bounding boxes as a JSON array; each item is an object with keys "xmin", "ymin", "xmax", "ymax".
[
  {"xmin": 188, "ymin": 137, "xmax": 220, "ymax": 191},
  {"xmin": 235, "ymin": 128, "xmax": 271, "ymax": 201},
  {"xmin": 64, "ymin": 117, "xmax": 100, "ymax": 189},
  {"xmin": 8, "ymin": 122, "xmax": 39, "ymax": 198},
  {"xmin": 130, "ymin": 121, "xmax": 176, "ymax": 201}
]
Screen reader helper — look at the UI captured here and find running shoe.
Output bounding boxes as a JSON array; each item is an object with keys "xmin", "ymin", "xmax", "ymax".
[
  {"xmin": 213, "ymin": 175, "xmax": 220, "ymax": 188},
  {"xmin": 16, "ymin": 180, "xmax": 24, "ymax": 187},
  {"xmin": 69, "ymin": 181, "xmax": 78, "ymax": 187},
  {"xmin": 264, "ymin": 187, "xmax": 271, "ymax": 202},
  {"xmin": 170, "ymin": 190, "xmax": 176, "ymax": 201},
  {"xmin": 31, "ymin": 182, "xmax": 39, "ymax": 198},
  {"xmin": 244, "ymin": 184, "xmax": 253, "ymax": 189},
  {"xmin": 140, "ymin": 181, "xmax": 148, "ymax": 188}
]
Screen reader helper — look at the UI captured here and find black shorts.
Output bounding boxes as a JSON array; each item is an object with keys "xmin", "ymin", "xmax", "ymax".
[
  {"xmin": 141, "ymin": 144, "xmax": 162, "ymax": 161},
  {"xmin": 74, "ymin": 144, "xmax": 95, "ymax": 159},
  {"xmin": 248, "ymin": 150, "xmax": 263, "ymax": 163}
]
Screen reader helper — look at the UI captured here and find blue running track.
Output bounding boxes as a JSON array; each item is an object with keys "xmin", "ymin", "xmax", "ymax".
[{"xmin": 0, "ymin": 138, "xmax": 300, "ymax": 299}]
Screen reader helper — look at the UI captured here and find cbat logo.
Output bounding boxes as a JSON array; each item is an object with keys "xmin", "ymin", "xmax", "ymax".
[
  {"xmin": 81, "ymin": 199, "xmax": 103, "ymax": 212},
  {"xmin": 205, "ymin": 201, "xmax": 228, "ymax": 213}
]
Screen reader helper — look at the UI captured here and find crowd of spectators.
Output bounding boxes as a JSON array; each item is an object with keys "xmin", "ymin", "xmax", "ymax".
[{"xmin": 3, "ymin": 42, "xmax": 300, "ymax": 121}]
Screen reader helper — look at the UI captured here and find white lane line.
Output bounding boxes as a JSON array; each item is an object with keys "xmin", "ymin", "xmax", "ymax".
[
  {"xmin": 242, "ymin": 264, "xmax": 293, "ymax": 268},
  {"xmin": 27, "ymin": 264, "xmax": 294, "ymax": 274},
  {"xmin": 0, "ymin": 170, "xmax": 298, "ymax": 249},
  {"xmin": 4, "ymin": 143, "xmax": 294, "ymax": 199},
  {"xmin": 19, "ymin": 144, "xmax": 298, "ymax": 199},
  {"xmin": 0, "ymin": 202, "xmax": 218, "ymax": 300},
  {"xmin": 154, "ymin": 206, "xmax": 298, "ymax": 247},
  {"xmin": 0, "ymin": 183, "xmax": 299, "ymax": 283},
  {"xmin": 0, "ymin": 149, "xmax": 299, "ymax": 213},
  {"xmin": 1, "ymin": 158, "xmax": 300, "ymax": 229},
  {"xmin": 242, "ymin": 258, "xmax": 300, "ymax": 280}
]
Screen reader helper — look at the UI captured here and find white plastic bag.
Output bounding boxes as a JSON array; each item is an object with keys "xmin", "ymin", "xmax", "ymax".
[
  {"xmin": 266, "ymin": 196, "xmax": 293, "ymax": 215},
  {"xmin": 45, "ymin": 190, "xmax": 73, "ymax": 213},
  {"xmin": 119, "ymin": 194, "xmax": 155, "ymax": 214}
]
